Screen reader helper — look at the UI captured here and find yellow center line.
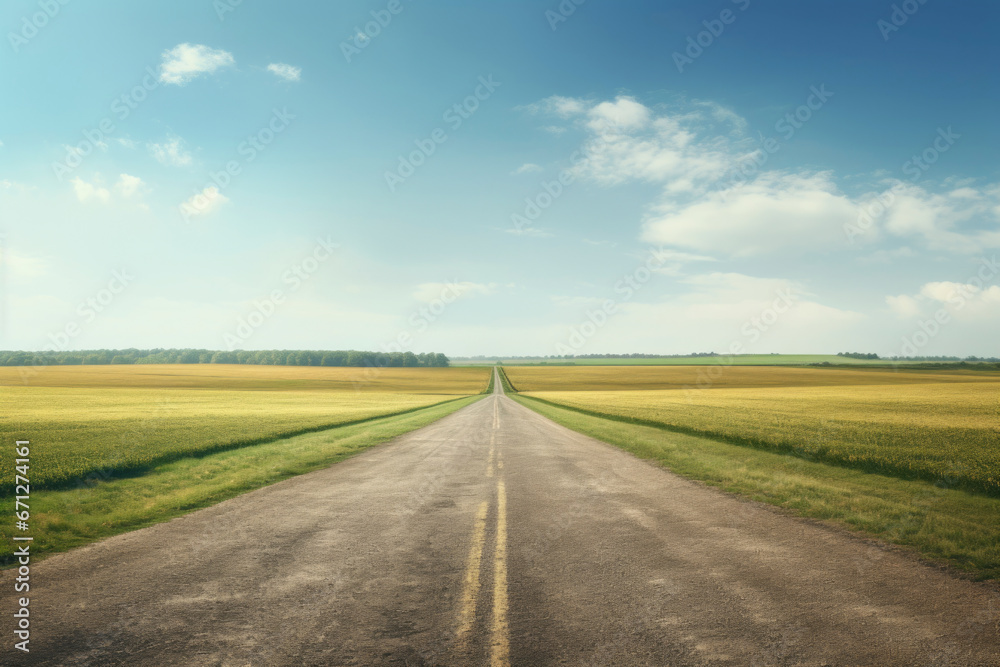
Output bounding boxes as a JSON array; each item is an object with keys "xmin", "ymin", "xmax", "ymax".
[
  {"xmin": 490, "ymin": 478, "xmax": 510, "ymax": 666},
  {"xmin": 455, "ymin": 501, "xmax": 489, "ymax": 645}
]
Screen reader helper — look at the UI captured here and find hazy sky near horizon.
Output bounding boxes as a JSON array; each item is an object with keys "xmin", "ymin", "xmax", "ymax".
[{"xmin": 1, "ymin": 0, "xmax": 998, "ymax": 357}]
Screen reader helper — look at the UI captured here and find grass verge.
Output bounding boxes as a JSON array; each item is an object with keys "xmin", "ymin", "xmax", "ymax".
[
  {"xmin": 512, "ymin": 394, "xmax": 1000, "ymax": 581},
  {"xmin": 497, "ymin": 366, "xmax": 517, "ymax": 393},
  {"xmin": 1, "ymin": 396, "xmax": 481, "ymax": 566}
]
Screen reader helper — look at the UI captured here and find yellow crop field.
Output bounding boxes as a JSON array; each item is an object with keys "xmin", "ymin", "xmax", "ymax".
[
  {"xmin": 509, "ymin": 366, "xmax": 1000, "ymax": 496},
  {"xmin": 505, "ymin": 364, "xmax": 1000, "ymax": 392},
  {"xmin": 1, "ymin": 365, "xmax": 490, "ymax": 489},
  {"xmin": 0, "ymin": 363, "xmax": 490, "ymax": 393}
]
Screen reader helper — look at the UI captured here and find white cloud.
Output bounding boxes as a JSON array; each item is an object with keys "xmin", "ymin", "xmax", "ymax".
[
  {"xmin": 587, "ymin": 96, "xmax": 651, "ymax": 131},
  {"xmin": 885, "ymin": 277, "xmax": 1000, "ymax": 324},
  {"xmin": 114, "ymin": 173, "xmax": 146, "ymax": 198},
  {"xmin": 512, "ymin": 163, "xmax": 543, "ymax": 175},
  {"xmin": 71, "ymin": 177, "xmax": 111, "ymax": 203},
  {"xmin": 571, "ymin": 111, "xmax": 738, "ymax": 191},
  {"xmin": 267, "ymin": 63, "xmax": 301, "ymax": 81},
  {"xmin": 181, "ymin": 186, "xmax": 229, "ymax": 218},
  {"xmin": 642, "ymin": 172, "xmax": 856, "ymax": 256},
  {"xmin": 650, "ymin": 248, "xmax": 716, "ymax": 263},
  {"xmin": 148, "ymin": 136, "xmax": 192, "ymax": 166},
  {"xmin": 526, "ymin": 93, "xmax": 1000, "ymax": 258},
  {"xmin": 70, "ymin": 174, "xmax": 147, "ymax": 204},
  {"xmin": 886, "ymin": 294, "xmax": 922, "ymax": 318},
  {"xmin": 518, "ymin": 95, "xmax": 590, "ymax": 117},
  {"xmin": 868, "ymin": 181, "xmax": 1000, "ymax": 252},
  {"xmin": 413, "ymin": 281, "xmax": 497, "ymax": 303},
  {"xmin": 159, "ymin": 43, "xmax": 235, "ymax": 85}
]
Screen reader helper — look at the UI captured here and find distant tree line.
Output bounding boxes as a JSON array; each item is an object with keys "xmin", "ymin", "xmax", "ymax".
[
  {"xmin": 837, "ymin": 352, "xmax": 880, "ymax": 360},
  {"xmin": 834, "ymin": 352, "xmax": 999, "ymax": 362},
  {"xmin": 0, "ymin": 349, "xmax": 450, "ymax": 368},
  {"xmin": 884, "ymin": 355, "xmax": 999, "ymax": 362},
  {"xmin": 455, "ymin": 352, "xmax": 721, "ymax": 360}
]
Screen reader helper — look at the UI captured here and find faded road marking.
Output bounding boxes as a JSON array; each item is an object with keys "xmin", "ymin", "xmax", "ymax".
[
  {"xmin": 456, "ymin": 501, "xmax": 489, "ymax": 644},
  {"xmin": 491, "ymin": 477, "xmax": 510, "ymax": 666}
]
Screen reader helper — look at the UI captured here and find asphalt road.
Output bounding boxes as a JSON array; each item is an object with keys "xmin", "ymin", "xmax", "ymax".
[{"xmin": 5, "ymin": 369, "xmax": 999, "ymax": 665}]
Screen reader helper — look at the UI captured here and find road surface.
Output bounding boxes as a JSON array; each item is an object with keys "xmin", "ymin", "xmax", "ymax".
[{"xmin": 5, "ymin": 368, "xmax": 999, "ymax": 665}]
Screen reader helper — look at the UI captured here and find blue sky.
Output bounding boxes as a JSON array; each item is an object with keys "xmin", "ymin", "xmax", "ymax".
[{"xmin": 1, "ymin": 0, "xmax": 998, "ymax": 357}]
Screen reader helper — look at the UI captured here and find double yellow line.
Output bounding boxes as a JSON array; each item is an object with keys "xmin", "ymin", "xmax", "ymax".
[{"xmin": 455, "ymin": 394, "xmax": 510, "ymax": 665}]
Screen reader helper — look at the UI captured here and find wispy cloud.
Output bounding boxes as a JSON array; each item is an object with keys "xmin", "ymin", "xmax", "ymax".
[
  {"xmin": 526, "ymin": 93, "xmax": 1000, "ymax": 258},
  {"xmin": 71, "ymin": 177, "xmax": 111, "ymax": 203},
  {"xmin": 267, "ymin": 63, "xmax": 301, "ymax": 82},
  {"xmin": 71, "ymin": 174, "xmax": 147, "ymax": 203},
  {"xmin": 180, "ymin": 186, "xmax": 229, "ymax": 218},
  {"xmin": 512, "ymin": 163, "xmax": 543, "ymax": 175},
  {"xmin": 148, "ymin": 136, "xmax": 192, "ymax": 167},
  {"xmin": 114, "ymin": 173, "xmax": 147, "ymax": 198},
  {"xmin": 159, "ymin": 43, "xmax": 235, "ymax": 85}
]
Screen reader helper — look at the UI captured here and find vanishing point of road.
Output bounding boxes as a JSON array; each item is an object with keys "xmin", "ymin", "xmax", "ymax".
[{"xmin": 5, "ymin": 369, "xmax": 999, "ymax": 665}]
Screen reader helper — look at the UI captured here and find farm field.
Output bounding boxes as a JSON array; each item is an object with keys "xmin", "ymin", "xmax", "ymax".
[
  {"xmin": 1, "ymin": 365, "xmax": 491, "ymax": 490},
  {"xmin": 504, "ymin": 364, "xmax": 1000, "ymax": 391},
  {"xmin": 506, "ymin": 366, "xmax": 1000, "ymax": 495},
  {"xmin": 457, "ymin": 354, "xmax": 956, "ymax": 366}
]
